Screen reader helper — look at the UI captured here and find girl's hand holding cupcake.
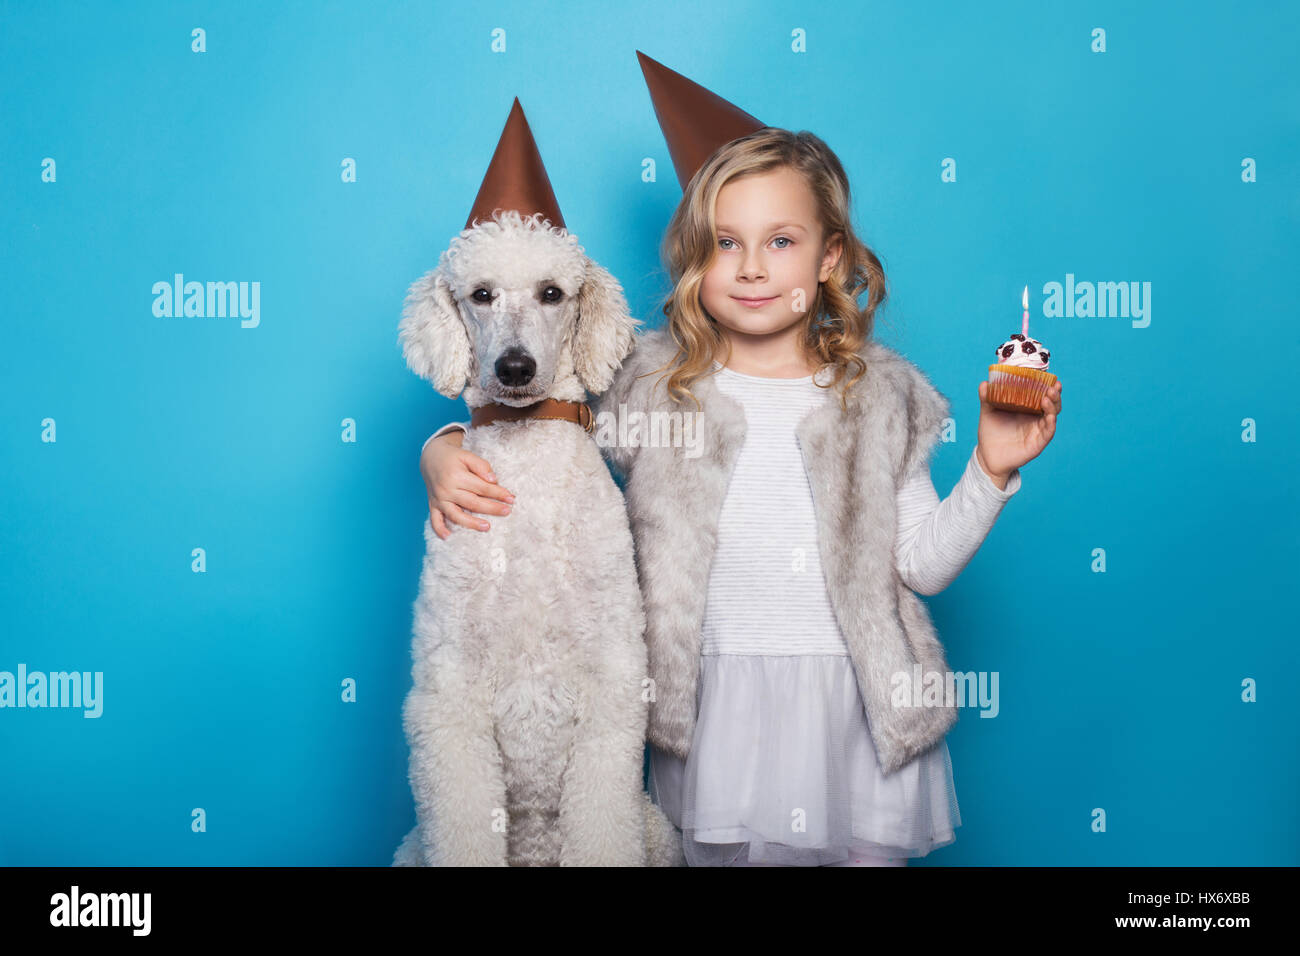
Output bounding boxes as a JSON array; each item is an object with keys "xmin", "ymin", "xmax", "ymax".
[{"xmin": 975, "ymin": 376, "xmax": 1062, "ymax": 487}]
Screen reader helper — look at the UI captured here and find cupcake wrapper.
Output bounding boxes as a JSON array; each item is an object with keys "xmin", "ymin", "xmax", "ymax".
[{"xmin": 986, "ymin": 365, "xmax": 1056, "ymax": 415}]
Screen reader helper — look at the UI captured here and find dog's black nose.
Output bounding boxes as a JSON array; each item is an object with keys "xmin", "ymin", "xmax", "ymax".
[{"xmin": 495, "ymin": 348, "xmax": 536, "ymax": 388}]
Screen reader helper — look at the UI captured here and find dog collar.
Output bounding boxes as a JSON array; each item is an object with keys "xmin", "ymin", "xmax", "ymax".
[{"xmin": 469, "ymin": 398, "xmax": 595, "ymax": 433}]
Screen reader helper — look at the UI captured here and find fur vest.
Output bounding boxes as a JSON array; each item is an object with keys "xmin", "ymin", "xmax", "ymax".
[{"xmin": 593, "ymin": 326, "xmax": 959, "ymax": 776}]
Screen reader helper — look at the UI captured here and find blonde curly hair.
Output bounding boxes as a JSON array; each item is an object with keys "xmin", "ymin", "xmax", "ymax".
[{"xmin": 645, "ymin": 127, "xmax": 889, "ymax": 411}]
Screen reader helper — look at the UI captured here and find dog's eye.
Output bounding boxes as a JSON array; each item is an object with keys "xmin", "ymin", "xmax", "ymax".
[
  {"xmin": 541, "ymin": 286, "xmax": 563, "ymax": 303},
  {"xmin": 471, "ymin": 288, "xmax": 492, "ymax": 303}
]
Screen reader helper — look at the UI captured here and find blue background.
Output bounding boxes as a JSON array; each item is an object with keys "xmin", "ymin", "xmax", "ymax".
[{"xmin": 2, "ymin": 0, "xmax": 1296, "ymax": 865}]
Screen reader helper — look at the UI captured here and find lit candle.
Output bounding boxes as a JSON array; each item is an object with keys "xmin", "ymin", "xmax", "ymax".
[{"xmin": 1021, "ymin": 285, "xmax": 1029, "ymax": 339}]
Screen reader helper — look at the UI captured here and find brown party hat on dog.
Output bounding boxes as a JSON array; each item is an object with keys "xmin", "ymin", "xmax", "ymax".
[
  {"xmin": 464, "ymin": 98, "xmax": 565, "ymax": 230},
  {"xmin": 636, "ymin": 50, "xmax": 768, "ymax": 190}
]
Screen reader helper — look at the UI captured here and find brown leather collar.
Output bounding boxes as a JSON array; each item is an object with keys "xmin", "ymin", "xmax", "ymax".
[{"xmin": 469, "ymin": 398, "xmax": 595, "ymax": 433}]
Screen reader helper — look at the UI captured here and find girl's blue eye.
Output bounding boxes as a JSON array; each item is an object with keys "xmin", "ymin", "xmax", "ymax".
[
  {"xmin": 772, "ymin": 236, "xmax": 792, "ymax": 249},
  {"xmin": 719, "ymin": 238, "xmax": 735, "ymax": 250}
]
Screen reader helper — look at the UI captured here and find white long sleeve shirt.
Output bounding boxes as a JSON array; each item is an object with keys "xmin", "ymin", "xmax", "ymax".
[{"xmin": 696, "ymin": 363, "xmax": 1018, "ymax": 655}]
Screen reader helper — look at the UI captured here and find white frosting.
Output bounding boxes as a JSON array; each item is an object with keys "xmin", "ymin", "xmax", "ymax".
[{"xmin": 993, "ymin": 333, "xmax": 1050, "ymax": 370}]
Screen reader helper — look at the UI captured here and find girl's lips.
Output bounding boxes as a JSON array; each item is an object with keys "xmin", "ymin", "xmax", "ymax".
[{"xmin": 732, "ymin": 295, "xmax": 778, "ymax": 308}]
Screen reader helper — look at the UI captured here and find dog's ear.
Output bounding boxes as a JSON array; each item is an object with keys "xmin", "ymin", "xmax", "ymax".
[
  {"xmin": 398, "ymin": 268, "xmax": 473, "ymax": 398},
  {"xmin": 572, "ymin": 258, "xmax": 641, "ymax": 395}
]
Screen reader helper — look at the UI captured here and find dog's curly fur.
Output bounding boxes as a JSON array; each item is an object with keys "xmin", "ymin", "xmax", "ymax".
[{"xmin": 394, "ymin": 210, "xmax": 684, "ymax": 866}]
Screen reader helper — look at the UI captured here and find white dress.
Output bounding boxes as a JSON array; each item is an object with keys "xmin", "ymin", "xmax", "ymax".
[
  {"xmin": 424, "ymin": 360, "xmax": 1022, "ymax": 867},
  {"xmin": 645, "ymin": 361, "xmax": 1021, "ymax": 866}
]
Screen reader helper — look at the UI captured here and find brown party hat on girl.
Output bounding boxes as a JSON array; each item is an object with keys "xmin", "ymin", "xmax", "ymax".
[
  {"xmin": 635, "ymin": 50, "xmax": 768, "ymax": 190},
  {"xmin": 464, "ymin": 97, "xmax": 565, "ymax": 230}
]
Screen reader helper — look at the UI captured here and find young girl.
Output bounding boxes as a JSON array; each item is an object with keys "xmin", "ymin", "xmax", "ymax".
[{"xmin": 419, "ymin": 128, "xmax": 1062, "ymax": 867}]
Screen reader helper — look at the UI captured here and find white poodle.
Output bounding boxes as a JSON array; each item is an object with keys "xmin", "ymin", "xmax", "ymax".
[{"xmin": 393, "ymin": 209, "xmax": 682, "ymax": 866}]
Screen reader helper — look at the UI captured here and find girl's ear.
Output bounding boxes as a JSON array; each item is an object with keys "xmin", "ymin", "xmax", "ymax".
[
  {"xmin": 398, "ymin": 268, "xmax": 473, "ymax": 398},
  {"xmin": 572, "ymin": 258, "xmax": 641, "ymax": 395},
  {"xmin": 819, "ymin": 231, "xmax": 844, "ymax": 282}
]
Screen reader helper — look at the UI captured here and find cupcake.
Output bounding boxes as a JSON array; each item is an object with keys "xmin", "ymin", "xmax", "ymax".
[{"xmin": 987, "ymin": 332, "xmax": 1056, "ymax": 415}]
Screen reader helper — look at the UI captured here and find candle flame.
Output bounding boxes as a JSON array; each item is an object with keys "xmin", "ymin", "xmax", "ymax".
[{"xmin": 1022, "ymin": 285, "xmax": 1028, "ymax": 309}]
